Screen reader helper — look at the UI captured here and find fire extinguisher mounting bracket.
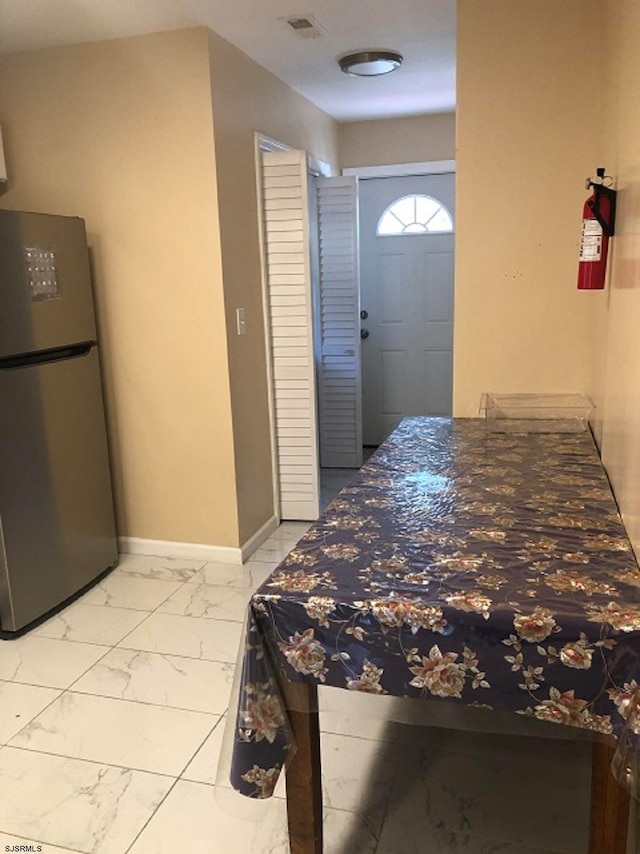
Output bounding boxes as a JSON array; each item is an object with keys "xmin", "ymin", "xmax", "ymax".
[{"xmin": 586, "ymin": 173, "xmax": 617, "ymax": 238}]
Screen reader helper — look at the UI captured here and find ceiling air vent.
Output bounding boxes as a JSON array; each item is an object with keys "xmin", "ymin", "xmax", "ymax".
[{"xmin": 285, "ymin": 15, "xmax": 328, "ymax": 39}]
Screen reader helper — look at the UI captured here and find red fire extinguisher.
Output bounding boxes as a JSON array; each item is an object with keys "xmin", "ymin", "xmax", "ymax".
[{"xmin": 577, "ymin": 167, "xmax": 617, "ymax": 290}]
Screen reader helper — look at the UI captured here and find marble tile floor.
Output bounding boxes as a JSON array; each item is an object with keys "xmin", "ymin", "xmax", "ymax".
[{"xmin": 0, "ymin": 519, "xmax": 628, "ymax": 854}]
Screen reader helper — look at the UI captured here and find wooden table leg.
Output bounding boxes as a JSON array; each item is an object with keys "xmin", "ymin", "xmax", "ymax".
[
  {"xmin": 589, "ymin": 740, "xmax": 630, "ymax": 854},
  {"xmin": 281, "ymin": 680, "xmax": 323, "ymax": 854}
]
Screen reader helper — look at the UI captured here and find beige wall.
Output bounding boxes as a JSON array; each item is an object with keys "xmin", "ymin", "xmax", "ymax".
[
  {"xmin": 0, "ymin": 26, "xmax": 338, "ymax": 552},
  {"xmin": 0, "ymin": 30, "xmax": 240, "ymax": 546},
  {"xmin": 339, "ymin": 112, "xmax": 455, "ymax": 168},
  {"xmin": 455, "ymin": 0, "xmax": 604, "ymax": 416},
  {"xmin": 456, "ymin": 0, "xmax": 640, "ymax": 552},
  {"xmin": 589, "ymin": 0, "xmax": 640, "ymax": 549},
  {"xmin": 207, "ymin": 30, "xmax": 339, "ymax": 544}
]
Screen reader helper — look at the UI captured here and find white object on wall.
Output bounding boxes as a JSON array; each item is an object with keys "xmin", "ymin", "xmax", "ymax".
[
  {"xmin": 118, "ymin": 515, "xmax": 278, "ymax": 565},
  {"xmin": 261, "ymin": 150, "xmax": 320, "ymax": 521}
]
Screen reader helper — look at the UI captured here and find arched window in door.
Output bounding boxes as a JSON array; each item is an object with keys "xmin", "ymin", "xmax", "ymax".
[{"xmin": 376, "ymin": 194, "xmax": 454, "ymax": 236}]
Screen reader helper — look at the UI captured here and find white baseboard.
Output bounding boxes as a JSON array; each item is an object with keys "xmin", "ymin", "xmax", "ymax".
[
  {"xmin": 118, "ymin": 537, "xmax": 243, "ymax": 565},
  {"xmin": 118, "ymin": 516, "xmax": 280, "ymax": 566},
  {"xmin": 241, "ymin": 515, "xmax": 279, "ymax": 561}
]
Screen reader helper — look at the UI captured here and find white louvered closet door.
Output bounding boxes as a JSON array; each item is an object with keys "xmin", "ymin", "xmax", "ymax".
[
  {"xmin": 316, "ymin": 177, "xmax": 362, "ymax": 469},
  {"xmin": 261, "ymin": 151, "xmax": 320, "ymax": 521}
]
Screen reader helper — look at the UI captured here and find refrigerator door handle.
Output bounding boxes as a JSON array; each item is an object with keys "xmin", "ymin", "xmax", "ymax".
[{"xmin": 0, "ymin": 341, "xmax": 94, "ymax": 371}]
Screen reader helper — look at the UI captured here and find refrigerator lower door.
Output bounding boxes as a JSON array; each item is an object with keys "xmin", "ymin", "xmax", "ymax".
[{"xmin": 0, "ymin": 346, "xmax": 118, "ymax": 633}]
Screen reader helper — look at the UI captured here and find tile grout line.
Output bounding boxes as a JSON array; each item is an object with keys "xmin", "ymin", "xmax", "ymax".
[
  {"xmin": 123, "ymin": 774, "xmax": 183, "ymax": 853},
  {"xmin": 123, "ymin": 715, "xmax": 232, "ymax": 854},
  {"xmin": 3, "ymin": 740, "xmax": 202, "ymax": 781},
  {"xmin": 79, "ymin": 566, "xmax": 251, "ymax": 650},
  {"xmin": 0, "ymin": 828, "xmax": 85, "ymax": 854},
  {"xmin": 38, "ymin": 608, "xmax": 248, "ymax": 645},
  {"xmin": 0, "ymin": 743, "xmax": 178, "ymax": 809},
  {"xmin": 114, "ymin": 640, "xmax": 241, "ymax": 665},
  {"xmin": 180, "ymin": 710, "xmax": 231, "ymax": 787},
  {"xmin": 10, "ymin": 683, "xmax": 227, "ymax": 718},
  {"xmin": 71, "ymin": 682, "xmax": 230, "ymax": 714},
  {"xmin": 2, "ymin": 641, "xmax": 116, "ymax": 745},
  {"xmin": 149, "ymin": 572, "xmax": 254, "ymax": 623},
  {"xmin": 176, "ymin": 711, "xmax": 228, "ymax": 782}
]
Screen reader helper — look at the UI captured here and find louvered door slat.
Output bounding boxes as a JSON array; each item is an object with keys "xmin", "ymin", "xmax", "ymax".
[
  {"xmin": 262, "ymin": 150, "xmax": 320, "ymax": 520},
  {"xmin": 317, "ymin": 177, "xmax": 362, "ymax": 468}
]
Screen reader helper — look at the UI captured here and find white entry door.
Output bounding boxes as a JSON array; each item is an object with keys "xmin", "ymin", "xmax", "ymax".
[{"xmin": 359, "ymin": 173, "xmax": 455, "ymax": 445}]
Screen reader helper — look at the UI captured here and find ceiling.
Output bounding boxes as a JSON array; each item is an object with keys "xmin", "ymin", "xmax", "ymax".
[{"xmin": 0, "ymin": 0, "xmax": 456, "ymax": 122}]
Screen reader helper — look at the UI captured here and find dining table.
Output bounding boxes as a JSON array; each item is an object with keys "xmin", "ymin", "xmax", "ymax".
[{"xmin": 228, "ymin": 417, "xmax": 640, "ymax": 853}]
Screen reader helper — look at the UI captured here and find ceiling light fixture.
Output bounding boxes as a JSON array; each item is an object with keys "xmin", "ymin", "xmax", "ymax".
[{"xmin": 338, "ymin": 50, "xmax": 403, "ymax": 77}]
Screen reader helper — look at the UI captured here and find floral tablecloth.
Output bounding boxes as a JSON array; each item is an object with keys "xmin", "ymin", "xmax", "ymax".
[{"xmin": 230, "ymin": 417, "xmax": 640, "ymax": 799}]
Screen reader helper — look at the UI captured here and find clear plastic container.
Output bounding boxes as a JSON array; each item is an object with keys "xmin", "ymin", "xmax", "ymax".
[{"xmin": 480, "ymin": 393, "xmax": 594, "ymax": 433}]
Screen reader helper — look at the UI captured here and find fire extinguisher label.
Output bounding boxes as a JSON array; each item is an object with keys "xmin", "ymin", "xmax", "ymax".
[{"xmin": 580, "ymin": 219, "xmax": 603, "ymax": 261}]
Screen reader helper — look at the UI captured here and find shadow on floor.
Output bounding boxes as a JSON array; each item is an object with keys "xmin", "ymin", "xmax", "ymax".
[{"xmin": 318, "ymin": 695, "xmax": 596, "ymax": 854}]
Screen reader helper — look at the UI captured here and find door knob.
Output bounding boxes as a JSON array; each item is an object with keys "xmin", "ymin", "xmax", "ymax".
[{"xmin": 360, "ymin": 328, "xmax": 369, "ymax": 340}]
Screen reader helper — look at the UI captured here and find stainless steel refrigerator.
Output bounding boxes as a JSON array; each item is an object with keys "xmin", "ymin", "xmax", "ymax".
[{"xmin": 0, "ymin": 210, "xmax": 118, "ymax": 636}]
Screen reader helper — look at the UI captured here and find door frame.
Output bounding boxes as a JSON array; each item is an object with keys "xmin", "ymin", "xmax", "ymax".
[{"xmin": 342, "ymin": 159, "xmax": 456, "ymax": 179}]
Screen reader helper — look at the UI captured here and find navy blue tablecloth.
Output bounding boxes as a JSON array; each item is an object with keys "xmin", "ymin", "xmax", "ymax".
[{"xmin": 230, "ymin": 418, "xmax": 640, "ymax": 798}]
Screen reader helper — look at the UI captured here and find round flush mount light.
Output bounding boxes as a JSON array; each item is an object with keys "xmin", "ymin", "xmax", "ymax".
[{"xmin": 338, "ymin": 50, "xmax": 403, "ymax": 77}]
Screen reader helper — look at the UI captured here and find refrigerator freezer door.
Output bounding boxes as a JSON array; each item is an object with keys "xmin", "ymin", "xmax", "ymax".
[
  {"xmin": 0, "ymin": 346, "xmax": 118, "ymax": 632},
  {"xmin": 0, "ymin": 210, "xmax": 97, "ymax": 359}
]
